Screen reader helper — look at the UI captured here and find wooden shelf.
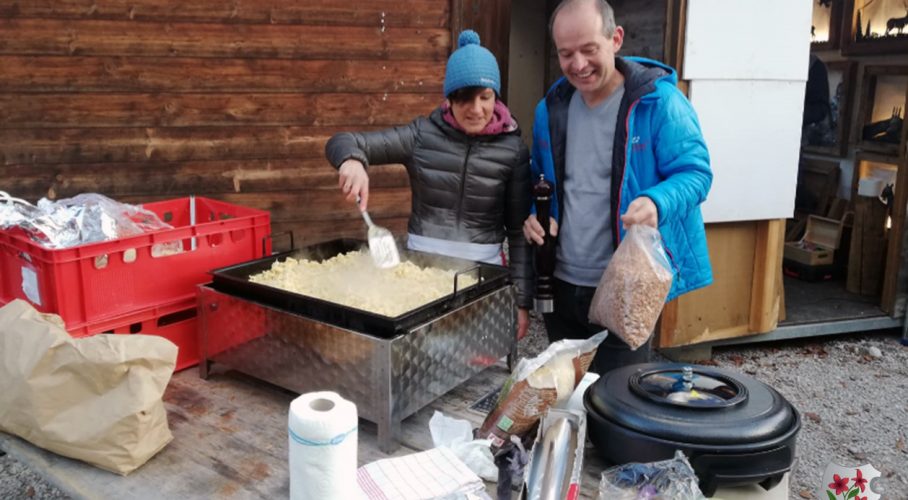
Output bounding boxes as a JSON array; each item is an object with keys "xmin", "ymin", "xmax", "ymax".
[
  {"xmin": 842, "ymin": 0, "xmax": 908, "ymax": 56},
  {"xmin": 854, "ymin": 65, "xmax": 908, "ymax": 160}
]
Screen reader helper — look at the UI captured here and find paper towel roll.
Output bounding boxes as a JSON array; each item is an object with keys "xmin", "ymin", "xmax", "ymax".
[{"xmin": 288, "ymin": 391, "xmax": 361, "ymax": 500}]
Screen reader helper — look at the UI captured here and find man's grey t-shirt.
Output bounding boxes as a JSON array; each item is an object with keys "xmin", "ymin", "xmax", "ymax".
[{"xmin": 555, "ymin": 87, "xmax": 625, "ymax": 287}]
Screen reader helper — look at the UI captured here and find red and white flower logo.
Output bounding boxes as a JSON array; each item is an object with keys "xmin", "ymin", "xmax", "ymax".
[{"xmin": 818, "ymin": 462, "xmax": 882, "ymax": 500}]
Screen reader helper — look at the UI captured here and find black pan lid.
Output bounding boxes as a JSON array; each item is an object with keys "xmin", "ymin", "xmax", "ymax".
[{"xmin": 585, "ymin": 363, "xmax": 798, "ymax": 446}]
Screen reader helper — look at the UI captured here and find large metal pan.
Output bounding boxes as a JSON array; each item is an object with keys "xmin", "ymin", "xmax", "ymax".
[{"xmin": 209, "ymin": 238, "xmax": 511, "ymax": 338}]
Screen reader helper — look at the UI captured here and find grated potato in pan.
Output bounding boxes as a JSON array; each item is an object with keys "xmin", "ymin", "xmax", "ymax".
[{"xmin": 249, "ymin": 250, "xmax": 477, "ymax": 317}]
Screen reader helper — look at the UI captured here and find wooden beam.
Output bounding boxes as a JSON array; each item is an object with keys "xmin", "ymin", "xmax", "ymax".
[
  {"xmin": 848, "ymin": 197, "xmax": 887, "ymax": 297},
  {"xmin": 882, "ymin": 158, "xmax": 908, "ymax": 314},
  {"xmin": 0, "ymin": 0, "xmax": 450, "ymax": 28},
  {"xmin": 450, "ymin": 0, "xmax": 465, "ymax": 52},
  {"xmin": 749, "ymin": 219, "xmax": 785, "ymax": 333},
  {"xmin": 0, "ymin": 56, "xmax": 444, "ymax": 93},
  {"xmin": 0, "ymin": 19, "xmax": 449, "ymax": 61},
  {"xmin": 114, "ymin": 190, "xmax": 414, "ymax": 225},
  {"xmin": 658, "ymin": 297, "xmax": 679, "ymax": 348},
  {"xmin": 0, "ymin": 126, "xmax": 385, "ymax": 165},
  {"xmin": 2, "ymin": 161, "xmax": 410, "ymax": 200},
  {"xmin": 0, "ymin": 93, "xmax": 439, "ymax": 128},
  {"xmin": 663, "ymin": 0, "xmax": 687, "ymax": 72}
]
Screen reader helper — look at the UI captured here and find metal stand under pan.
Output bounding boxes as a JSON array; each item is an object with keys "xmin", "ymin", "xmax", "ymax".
[{"xmin": 197, "ymin": 284, "xmax": 516, "ymax": 453}]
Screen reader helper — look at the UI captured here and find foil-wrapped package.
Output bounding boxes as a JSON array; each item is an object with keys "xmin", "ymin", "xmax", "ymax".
[
  {"xmin": 0, "ymin": 191, "xmax": 178, "ymax": 250},
  {"xmin": 0, "ymin": 192, "xmax": 38, "ymax": 228}
]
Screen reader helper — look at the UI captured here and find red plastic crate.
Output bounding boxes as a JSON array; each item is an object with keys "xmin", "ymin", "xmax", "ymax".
[
  {"xmin": 0, "ymin": 197, "xmax": 270, "ymax": 333},
  {"xmin": 83, "ymin": 300, "xmax": 200, "ymax": 372},
  {"xmin": 67, "ymin": 294, "xmax": 196, "ymax": 338}
]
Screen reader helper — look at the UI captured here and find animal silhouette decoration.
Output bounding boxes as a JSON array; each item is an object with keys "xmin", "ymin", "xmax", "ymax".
[
  {"xmin": 862, "ymin": 106, "xmax": 903, "ymax": 144},
  {"xmin": 886, "ymin": 0, "xmax": 908, "ymax": 34}
]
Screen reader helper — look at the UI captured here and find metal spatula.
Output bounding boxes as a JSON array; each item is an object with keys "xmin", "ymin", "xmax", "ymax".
[{"xmin": 357, "ymin": 196, "xmax": 400, "ymax": 269}]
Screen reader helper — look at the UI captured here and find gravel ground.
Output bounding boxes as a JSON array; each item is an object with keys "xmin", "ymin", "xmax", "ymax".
[
  {"xmin": 0, "ymin": 450, "xmax": 69, "ymax": 499},
  {"xmin": 704, "ymin": 330, "xmax": 908, "ymax": 499},
  {"xmin": 2, "ymin": 313, "xmax": 906, "ymax": 499}
]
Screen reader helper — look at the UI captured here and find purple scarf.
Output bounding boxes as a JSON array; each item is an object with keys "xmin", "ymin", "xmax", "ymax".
[{"xmin": 442, "ymin": 100, "xmax": 518, "ymax": 136}]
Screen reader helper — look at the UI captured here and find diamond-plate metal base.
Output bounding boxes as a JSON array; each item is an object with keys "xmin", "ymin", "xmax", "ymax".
[{"xmin": 198, "ymin": 284, "xmax": 515, "ymax": 452}]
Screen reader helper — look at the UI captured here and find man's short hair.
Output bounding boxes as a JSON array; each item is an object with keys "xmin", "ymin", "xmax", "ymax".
[{"xmin": 549, "ymin": 0, "xmax": 617, "ymax": 38}]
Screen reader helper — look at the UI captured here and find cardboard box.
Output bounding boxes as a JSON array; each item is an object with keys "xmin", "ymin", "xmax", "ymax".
[{"xmin": 783, "ymin": 215, "xmax": 844, "ymax": 266}]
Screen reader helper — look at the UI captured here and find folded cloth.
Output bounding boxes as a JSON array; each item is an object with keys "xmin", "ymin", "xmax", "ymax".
[{"xmin": 357, "ymin": 447, "xmax": 486, "ymax": 500}]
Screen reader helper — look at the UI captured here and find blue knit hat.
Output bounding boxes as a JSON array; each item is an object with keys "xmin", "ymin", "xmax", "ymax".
[{"xmin": 443, "ymin": 30, "xmax": 501, "ymax": 97}]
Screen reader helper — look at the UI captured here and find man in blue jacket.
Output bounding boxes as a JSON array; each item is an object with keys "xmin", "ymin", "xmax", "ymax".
[{"xmin": 524, "ymin": 0, "xmax": 713, "ymax": 374}]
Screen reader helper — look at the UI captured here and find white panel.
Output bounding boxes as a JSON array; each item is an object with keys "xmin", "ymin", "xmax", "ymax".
[
  {"xmin": 684, "ymin": 0, "xmax": 812, "ymax": 81},
  {"xmin": 692, "ymin": 80, "xmax": 804, "ymax": 223}
]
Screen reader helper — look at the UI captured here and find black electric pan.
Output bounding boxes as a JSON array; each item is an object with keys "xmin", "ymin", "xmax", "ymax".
[{"xmin": 209, "ymin": 238, "xmax": 511, "ymax": 338}]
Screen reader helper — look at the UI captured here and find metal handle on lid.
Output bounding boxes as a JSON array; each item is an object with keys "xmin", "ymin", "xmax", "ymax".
[
  {"xmin": 263, "ymin": 230, "xmax": 295, "ymax": 256},
  {"xmin": 453, "ymin": 265, "xmax": 481, "ymax": 298}
]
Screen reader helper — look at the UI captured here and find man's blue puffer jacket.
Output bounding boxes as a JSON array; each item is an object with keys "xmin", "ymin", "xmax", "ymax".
[{"xmin": 531, "ymin": 56, "xmax": 713, "ymax": 301}]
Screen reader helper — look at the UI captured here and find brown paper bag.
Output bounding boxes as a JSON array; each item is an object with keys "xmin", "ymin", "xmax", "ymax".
[
  {"xmin": 0, "ymin": 299, "xmax": 177, "ymax": 475},
  {"xmin": 478, "ymin": 331, "xmax": 607, "ymax": 449}
]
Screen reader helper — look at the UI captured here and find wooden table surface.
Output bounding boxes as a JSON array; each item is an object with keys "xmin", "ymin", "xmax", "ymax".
[
  {"xmin": 0, "ymin": 361, "xmax": 601, "ymax": 500},
  {"xmin": 0, "ymin": 362, "xmax": 787, "ymax": 499}
]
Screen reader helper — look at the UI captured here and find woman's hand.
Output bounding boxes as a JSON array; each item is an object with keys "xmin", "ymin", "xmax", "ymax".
[
  {"xmin": 517, "ymin": 308, "xmax": 530, "ymax": 340},
  {"xmin": 338, "ymin": 159, "xmax": 370, "ymax": 210},
  {"xmin": 522, "ymin": 215, "xmax": 559, "ymax": 245}
]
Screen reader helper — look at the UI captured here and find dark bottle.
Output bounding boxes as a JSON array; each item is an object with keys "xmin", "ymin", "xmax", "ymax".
[{"xmin": 533, "ymin": 174, "xmax": 555, "ymax": 313}]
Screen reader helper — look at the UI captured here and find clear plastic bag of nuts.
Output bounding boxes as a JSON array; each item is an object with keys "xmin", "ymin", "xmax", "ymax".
[{"xmin": 588, "ymin": 224, "xmax": 673, "ymax": 350}]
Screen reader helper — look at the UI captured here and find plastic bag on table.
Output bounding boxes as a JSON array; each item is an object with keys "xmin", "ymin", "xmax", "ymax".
[
  {"xmin": 598, "ymin": 451, "xmax": 705, "ymax": 500},
  {"xmin": 588, "ymin": 224, "xmax": 673, "ymax": 350},
  {"xmin": 429, "ymin": 411, "xmax": 498, "ymax": 482},
  {"xmin": 478, "ymin": 331, "xmax": 606, "ymax": 450}
]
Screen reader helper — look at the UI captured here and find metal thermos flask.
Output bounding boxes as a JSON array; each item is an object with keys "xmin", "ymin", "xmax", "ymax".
[{"xmin": 534, "ymin": 174, "xmax": 555, "ymax": 313}]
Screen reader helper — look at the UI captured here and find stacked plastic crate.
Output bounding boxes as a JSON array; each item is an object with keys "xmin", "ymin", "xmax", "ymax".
[{"xmin": 0, "ymin": 197, "xmax": 271, "ymax": 371}]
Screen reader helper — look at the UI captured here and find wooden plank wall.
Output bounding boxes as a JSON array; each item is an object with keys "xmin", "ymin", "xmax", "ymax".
[{"xmin": 0, "ymin": 0, "xmax": 452, "ymax": 245}]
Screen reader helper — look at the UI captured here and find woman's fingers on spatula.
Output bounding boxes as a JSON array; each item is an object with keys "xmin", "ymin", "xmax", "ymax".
[
  {"xmin": 356, "ymin": 188, "xmax": 370, "ymax": 211},
  {"xmin": 338, "ymin": 159, "xmax": 369, "ymax": 207}
]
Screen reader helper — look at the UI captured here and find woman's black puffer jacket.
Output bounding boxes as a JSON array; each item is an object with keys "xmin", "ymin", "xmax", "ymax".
[{"xmin": 325, "ymin": 107, "xmax": 533, "ymax": 309}]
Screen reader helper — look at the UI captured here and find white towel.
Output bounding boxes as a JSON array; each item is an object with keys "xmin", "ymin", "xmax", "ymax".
[{"xmin": 357, "ymin": 447, "xmax": 486, "ymax": 500}]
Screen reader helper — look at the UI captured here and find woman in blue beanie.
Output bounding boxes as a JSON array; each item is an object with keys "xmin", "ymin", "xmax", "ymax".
[{"xmin": 326, "ymin": 30, "xmax": 533, "ymax": 339}]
